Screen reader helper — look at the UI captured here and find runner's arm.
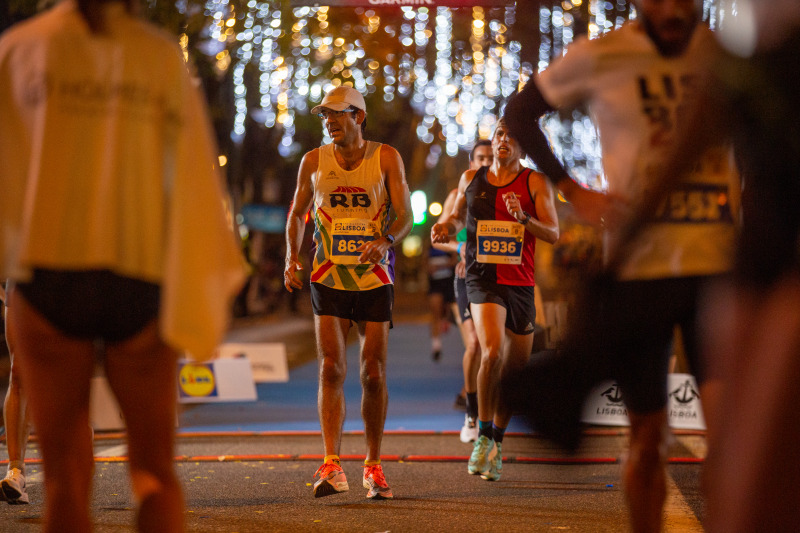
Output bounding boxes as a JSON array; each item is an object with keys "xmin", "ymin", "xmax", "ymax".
[
  {"xmin": 432, "ymin": 189, "xmax": 462, "ymax": 254},
  {"xmin": 505, "ymin": 83, "xmax": 616, "ymax": 227},
  {"xmin": 356, "ymin": 145, "xmax": 412, "ymax": 264},
  {"xmin": 381, "ymin": 144, "xmax": 413, "ymax": 244},
  {"xmin": 284, "ymin": 149, "xmax": 318, "ymax": 291},
  {"xmin": 527, "ymin": 172, "xmax": 560, "ymax": 244},
  {"xmin": 431, "ymin": 170, "xmax": 472, "ymax": 244},
  {"xmin": 504, "ymin": 81, "xmax": 571, "ymax": 185}
]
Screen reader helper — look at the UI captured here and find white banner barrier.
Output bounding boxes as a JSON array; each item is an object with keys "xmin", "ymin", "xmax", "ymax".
[
  {"xmin": 216, "ymin": 342, "xmax": 289, "ymax": 383},
  {"xmin": 90, "ymin": 343, "xmax": 288, "ymax": 429},
  {"xmin": 581, "ymin": 373, "xmax": 706, "ymax": 430},
  {"xmin": 91, "ymin": 358, "xmax": 258, "ymax": 430}
]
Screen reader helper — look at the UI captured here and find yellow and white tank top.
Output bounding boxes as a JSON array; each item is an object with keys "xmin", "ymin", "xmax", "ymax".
[{"xmin": 310, "ymin": 141, "xmax": 395, "ymax": 291}]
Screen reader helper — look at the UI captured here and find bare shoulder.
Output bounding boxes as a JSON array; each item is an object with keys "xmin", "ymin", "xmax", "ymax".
[
  {"xmin": 299, "ymin": 147, "xmax": 321, "ymax": 173},
  {"xmin": 463, "ymin": 168, "xmax": 478, "ymax": 184},
  {"xmin": 529, "ymin": 169, "xmax": 553, "ymax": 192},
  {"xmin": 379, "ymin": 143, "xmax": 403, "ymax": 163},
  {"xmin": 379, "ymin": 144, "xmax": 405, "ymax": 176},
  {"xmin": 301, "ymin": 147, "xmax": 321, "ymax": 167},
  {"xmin": 379, "ymin": 143, "xmax": 401, "ymax": 158},
  {"xmin": 296, "ymin": 148, "xmax": 321, "ymax": 185}
]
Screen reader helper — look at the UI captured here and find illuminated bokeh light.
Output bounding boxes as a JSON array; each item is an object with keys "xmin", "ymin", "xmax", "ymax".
[
  {"xmin": 534, "ymin": 0, "xmax": 636, "ymax": 190},
  {"xmin": 534, "ymin": 0, "xmax": 729, "ymax": 190},
  {"xmin": 402, "ymin": 235, "xmax": 423, "ymax": 258},
  {"xmin": 411, "ymin": 190, "xmax": 428, "ymax": 225},
  {"xmin": 202, "ymin": 1, "xmax": 728, "ymax": 191},
  {"xmin": 204, "ymin": 2, "xmax": 528, "ymax": 159}
]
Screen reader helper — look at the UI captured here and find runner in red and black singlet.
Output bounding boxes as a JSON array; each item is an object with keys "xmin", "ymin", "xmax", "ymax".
[
  {"xmin": 431, "ymin": 118, "xmax": 559, "ymax": 482},
  {"xmin": 464, "ymin": 166, "xmax": 538, "ymax": 288}
]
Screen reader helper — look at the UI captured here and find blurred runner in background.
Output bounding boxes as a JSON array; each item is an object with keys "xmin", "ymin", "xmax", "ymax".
[
  {"xmin": 0, "ymin": 0, "xmax": 246, "ymax": 530},
  {"xmin": 432, "ymin": 139, "xmax": 493, "ymax": 442}
]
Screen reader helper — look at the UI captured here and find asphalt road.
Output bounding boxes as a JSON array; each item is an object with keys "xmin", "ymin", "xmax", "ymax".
[
  {"xmin": 0, "ymin": 292, "xmax": 707, "ymax": 531},
  {"xmin": 0, "ymin": 432, "xmax": 705, "ymax": 532}
]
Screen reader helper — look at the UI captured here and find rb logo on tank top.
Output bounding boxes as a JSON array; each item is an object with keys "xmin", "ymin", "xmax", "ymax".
[{"xmin": 329, "ymin": 186, "xmax": 372, "ymax": 208}]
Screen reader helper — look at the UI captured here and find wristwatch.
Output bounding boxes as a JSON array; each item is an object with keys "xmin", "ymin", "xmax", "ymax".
[
  {"xmin": 518, "ymin": 212, "xmax": 531, "ymax": 225},
  {"xmin": 384, "ymin": 233, "xmax": 396, "ymax": 245}
]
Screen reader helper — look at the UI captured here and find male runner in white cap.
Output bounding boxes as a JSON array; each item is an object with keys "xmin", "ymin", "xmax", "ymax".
[{"xmin": 285, "ymin": 85, "xmax": 412, "ymax": 500}]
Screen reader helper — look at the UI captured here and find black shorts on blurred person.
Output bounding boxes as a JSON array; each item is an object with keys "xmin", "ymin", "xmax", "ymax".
[{"xmin": 17, "ymin": 269, "xmax": 159, "ymax": 343}]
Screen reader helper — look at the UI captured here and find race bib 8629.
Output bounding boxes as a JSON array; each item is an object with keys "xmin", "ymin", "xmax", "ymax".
[{"xmin": 330, "ymin": 218, "xmax": 380, "ymax": 264}]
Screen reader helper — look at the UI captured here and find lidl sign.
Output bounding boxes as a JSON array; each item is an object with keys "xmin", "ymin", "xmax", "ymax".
[
  {"xmin": 177, "ymin": 358, "xmax": 258, "ymax": 403},
  {"xmin": 179, "ymin": 363, "xmax": 218, "ymax": 398}
]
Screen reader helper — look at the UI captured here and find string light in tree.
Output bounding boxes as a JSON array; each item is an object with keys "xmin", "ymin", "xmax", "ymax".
[{"xmin": 204, "ymin": 2, "xmax": 532, "ymax": 158}]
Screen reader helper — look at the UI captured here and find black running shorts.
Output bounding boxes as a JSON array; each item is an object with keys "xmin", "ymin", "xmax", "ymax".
[
  {"xmin": 599, "ymin": 276, "xmax": 711, "ymax": 414},
  {"xmin": 311, "ymin": 282, "xmax": 394, "ymax": 325},
  {"xmin": 428, "ymin": 274, "xmax": 456, "ymax": 302},
  {"xmin": 466, "ymin": 279, "xmax": 535, "ymax": 336},
  {"xmin": 454, "ymin": 276, "xmax": 472, "ymax": 323}
]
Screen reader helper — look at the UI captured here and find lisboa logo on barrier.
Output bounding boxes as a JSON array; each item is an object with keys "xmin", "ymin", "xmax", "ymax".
[
  {"xmin": 669, "ymin": 379, "xmax": 700, "ymax": 404},
  {"xmin": 596, "ymin": 383, "xmax": 628, "ymax": 417},
  {"xmin": 601, "ymin": 384, "xmax": 624, "ymax": 405},
  {"xmin": 668, "ymin": 379, "xmax": 700, "ymax": 421},
  {"xmin": 179, "ymin": 363, "xmax": 217, "ymax": 398}
]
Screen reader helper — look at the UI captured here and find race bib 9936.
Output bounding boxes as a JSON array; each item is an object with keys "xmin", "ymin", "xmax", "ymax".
[{"xmin": 476, "ymin": 220, "xmax": 525, "ymax": 264}]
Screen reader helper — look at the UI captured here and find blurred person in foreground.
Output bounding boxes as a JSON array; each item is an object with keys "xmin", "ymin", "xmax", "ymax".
[
  {"xmin": 503, "ymin": 0, "xmax": 739, "ymax": 531},
  {"xmin": 284, "ymin": 86, "xmax": 412, "ymax": 500},
  {"xmin": 0, "ymin": 0, "xmax": 246, "ymax": 530},
  {"xmin": 431, "ymin": 139, "xmax": 493, "ymax": 443},
  {"xmin": 631, "ymin": 2, "xmax": 800, "ymax": 530},
  {"xmin": 432, "ymin": 118, "xmax": 559, "ymax": 482}
]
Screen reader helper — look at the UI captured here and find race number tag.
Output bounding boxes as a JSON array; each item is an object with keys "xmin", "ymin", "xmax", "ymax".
[
  {"xmin": 476, "ymin": 220, "xmax": 524, "ymax": 265},
  {"xmin": 653, "ymin": 183, "xmax": 732, "ymax": 224},
  {"xmin": 650, "ymin": 147, "xmax": 734, "ymax": 224},
  {"xmin": 330, "ymin": 218, "xmax": 380, "ymax": 264}
]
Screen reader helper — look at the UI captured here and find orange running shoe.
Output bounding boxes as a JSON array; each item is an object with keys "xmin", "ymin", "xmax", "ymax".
[
  {"xmin": 363, "ymin": 464, "xmax": 393, "ymax": 500},
  {"xmin": 313, "ymin": 461, "xmax": 349, "ymax": 498}
]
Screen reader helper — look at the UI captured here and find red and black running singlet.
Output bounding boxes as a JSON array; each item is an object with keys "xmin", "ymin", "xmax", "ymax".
[{"xmin": 465, "ymin": 166, "xmax": 537, "ymax": 287}]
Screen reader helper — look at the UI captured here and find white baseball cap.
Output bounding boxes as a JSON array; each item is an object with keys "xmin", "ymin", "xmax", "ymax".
[{"xmin": 311, "ymin": 86, "xmax": 366, "ymax": 115}]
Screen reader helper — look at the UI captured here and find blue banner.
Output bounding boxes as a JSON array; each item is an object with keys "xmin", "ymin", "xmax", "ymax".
[{"xmin": 240, "ymin": 204, "xmax": 288, "ymax": 234}]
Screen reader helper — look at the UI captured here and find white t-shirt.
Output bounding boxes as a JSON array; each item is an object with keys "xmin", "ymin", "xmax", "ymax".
[
  {"xmin": 0, "ymin": 1, "xmax": 246, "ymax": 359},
  {"xmin": 537, "ymin": 23, "xmax": 738, "ymax": 280}
]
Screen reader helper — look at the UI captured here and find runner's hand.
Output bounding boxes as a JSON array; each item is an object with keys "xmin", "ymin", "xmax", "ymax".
[
  {"xmin": 502, "ymin": 192, "xmax": 524, "ymax": 221},
  {"xmin": 558, "ymin": 180, "xmax": 628, "ymax": 228},
  {"xmin": 284, "ymin": 259, "xmax": 303, "ymax": 292},
  {"xmin": 357, "ymin": 238, "xmax": 390, "ymax": 265},
  {"xmin": 455, "ymin": 258, "xmax": 466, "ymax": 278},
  {"xmin": 431, "ymin": 222, "xmax": 451, "ymax": 244}
]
